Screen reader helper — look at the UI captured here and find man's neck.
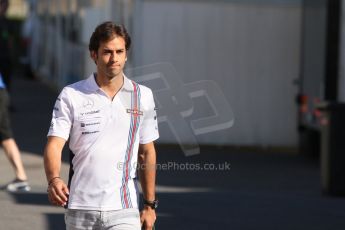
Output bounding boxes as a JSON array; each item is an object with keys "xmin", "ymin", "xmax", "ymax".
[{"xmin": 95, "ymin": 73, "xmax": 124, "ymax": 100}]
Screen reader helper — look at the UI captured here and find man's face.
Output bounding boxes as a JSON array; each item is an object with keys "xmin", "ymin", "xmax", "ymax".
[{"xmin": 92, "ymin": 36, "xmax": 127, "ymax": 80}]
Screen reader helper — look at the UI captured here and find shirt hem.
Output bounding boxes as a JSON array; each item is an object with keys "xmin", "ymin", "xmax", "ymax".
[
  {"xmin": 67, "ymin": 205, "xmax": 139, "ymax": 211},
  {"xmin": 139, "ymin": 134, "xmax": 159, "ymax": 144},
  {"xmin": 47, "ymin": 132, "xmax": 69, "ymax": 141}
]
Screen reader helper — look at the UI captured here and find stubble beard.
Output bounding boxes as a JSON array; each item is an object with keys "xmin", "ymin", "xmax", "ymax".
[
  {"xmin": 106, "ymin": 70, "xmax": 121, "ymax": 80},
  {"xmin": 99, "ymin": 65, "xmax": 123, "ymax": 82}
]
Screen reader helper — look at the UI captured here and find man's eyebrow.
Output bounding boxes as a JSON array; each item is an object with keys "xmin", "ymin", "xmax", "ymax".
[{"xmin": 102, "ymin": 48, "xmax": 125, "ymax": 52}]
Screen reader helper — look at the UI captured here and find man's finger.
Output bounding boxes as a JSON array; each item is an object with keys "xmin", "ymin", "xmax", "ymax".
[
  {"xmin": 140, "ymin": 213, "xmax": 144, "ymax": 224},
  {"xmin": 50, "ymin": 187, "xmax": 65, "ymax": 205},
  {"xmin": 62, "ymin": 184, "xmax": 70, "ymax": 195},
  {"xmin": 55, "ymin": 186, "xmax": 68, "ymax": 202}
]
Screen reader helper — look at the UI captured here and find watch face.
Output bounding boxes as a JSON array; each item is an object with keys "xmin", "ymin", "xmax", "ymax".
[{"xmin": 153, "ymin": 200, "xmax": 158, "ymax": 209}]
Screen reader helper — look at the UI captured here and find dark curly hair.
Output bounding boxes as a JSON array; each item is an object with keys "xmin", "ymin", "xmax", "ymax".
[{"xmin": 88, "ymin": 21, "xmax": 131, "ymax": 53}]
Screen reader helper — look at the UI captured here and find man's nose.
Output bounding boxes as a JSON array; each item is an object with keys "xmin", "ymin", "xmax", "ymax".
[
  {"xmin": 110, "ymin": 53, "xmax": 115, "ymax": 61},
  {"xmin": 110, "ymin": 52, "xmax": 118, "ymax": 62}
]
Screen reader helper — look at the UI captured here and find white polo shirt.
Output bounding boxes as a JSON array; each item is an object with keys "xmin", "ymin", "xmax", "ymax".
[{"xmin": 48, "ymin": 73, "xmax": 159, "ymax": 211}]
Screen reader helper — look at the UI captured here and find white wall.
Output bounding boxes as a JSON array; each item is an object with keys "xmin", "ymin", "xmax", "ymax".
[
  {"xmin": 132, "ymin": 1, "xmax": 302, "ymax": 146},
  {"xmin": 30, "ymin": 0, "xmax": 302, "ymax": 147}
]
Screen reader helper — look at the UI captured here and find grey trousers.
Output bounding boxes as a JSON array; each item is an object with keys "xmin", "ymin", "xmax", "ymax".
[{"xmin": 65, "ymin": 208, "xmax": 141, "ymax": 230}]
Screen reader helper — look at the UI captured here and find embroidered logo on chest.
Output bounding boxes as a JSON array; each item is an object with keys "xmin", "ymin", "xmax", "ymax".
[
  {"xmin": 126, "ymin": 109, "xmax": 143, "ymax": 116},
  {"xmin": 83, "ymin": 98, "xmax": 94, "ymax": 109}
]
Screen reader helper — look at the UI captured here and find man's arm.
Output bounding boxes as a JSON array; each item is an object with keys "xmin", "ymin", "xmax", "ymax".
[
  {"xmin": 138, "ymin": 141, "xmax": 157, "ymax": 230},
  {"xmin": 44, "ymin": 136, "xmax": 69, "ymax": 207}
]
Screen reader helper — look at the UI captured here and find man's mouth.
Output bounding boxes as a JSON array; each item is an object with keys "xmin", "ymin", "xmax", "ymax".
[{"xmin": 109, "ymin": 64, "xmax": 120, "ymax": 68}]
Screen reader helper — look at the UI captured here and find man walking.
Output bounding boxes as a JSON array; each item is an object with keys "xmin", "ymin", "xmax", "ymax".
[
  {"xmin": 0, "ymin": 72, "xmax": 30, "ymax": 192},
  {"xmin": 44, "ymin": 21, "xmax": 159, "ymax": 230},
  {"xmin": 0, "ymin": 0, "xmax": 13, "ymax": 91}
]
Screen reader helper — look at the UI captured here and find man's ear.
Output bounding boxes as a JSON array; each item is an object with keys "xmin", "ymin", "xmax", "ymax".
[{"xmin": 90, "ymin": 51, "xmax": 97, "ymax": 64}]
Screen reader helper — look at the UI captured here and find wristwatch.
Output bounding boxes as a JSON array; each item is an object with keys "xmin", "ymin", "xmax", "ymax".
[{"xmin": 143, "ymin": 199, "xmax": 159, "ymax": 209}]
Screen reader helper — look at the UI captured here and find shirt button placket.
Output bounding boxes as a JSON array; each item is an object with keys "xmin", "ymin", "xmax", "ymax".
[{"xmin": 110, "ymin": 101, "xmax": 113, "ymax": 120}]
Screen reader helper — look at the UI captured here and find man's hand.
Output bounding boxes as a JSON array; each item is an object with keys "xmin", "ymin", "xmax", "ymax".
[
  {"xmin": 140, "ymin": 206, "xmax": 156, "ymax": 230},
  {"xmin": 44, "ymin": 136, "xmax": 67, "ymax": 207},
  {"xmin": 47, "ymin": 178, "xmax": 69, "ymax": 207}
]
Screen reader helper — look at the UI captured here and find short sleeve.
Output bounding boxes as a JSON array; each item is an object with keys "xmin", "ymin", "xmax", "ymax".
[
  {"xmin": 139, "ymin": 88, "xmax": 159, "ymax": 144},
  {"xmin": 47, "ymin": 88, "xmax": 73, "ymax": 140}
]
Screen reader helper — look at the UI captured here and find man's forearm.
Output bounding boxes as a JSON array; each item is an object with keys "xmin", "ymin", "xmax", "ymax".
[
  {"xmin": 138, "ymin": 142, "xmax": 157, "ymax": 201},
  {"xmin": 44, "ymin": 137, "xmax": 65, "ymax": 183},
  {"xmin": 44, "ymin": 146, "xmax": 62, "ymax": 182}
]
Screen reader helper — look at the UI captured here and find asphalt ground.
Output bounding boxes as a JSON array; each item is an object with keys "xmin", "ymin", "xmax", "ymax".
[{"xmin": 0, "ymin": 72, "xmax": 345, "ymax": 230}]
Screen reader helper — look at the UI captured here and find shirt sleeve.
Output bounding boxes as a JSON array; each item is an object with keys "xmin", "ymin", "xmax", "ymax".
[
  {"xmin": 139, "ymin": 88, "xmax": 159, "ymax": 144},
  {"xmin": 47, "ymin": 88, "xmax": 73, "ymax": 140}
]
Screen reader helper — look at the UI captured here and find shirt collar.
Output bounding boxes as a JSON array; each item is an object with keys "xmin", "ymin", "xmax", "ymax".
[
  {"xmin": 84, "ymin": 73, "xmax": 134, "ymax": 92},
  {"xmin": 122, "ymin": 74, "xmax": 134, "ymax": 92},
  {"xmin": 83, "ymin": 73, "xmax": 99, "ymax": 92}
]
